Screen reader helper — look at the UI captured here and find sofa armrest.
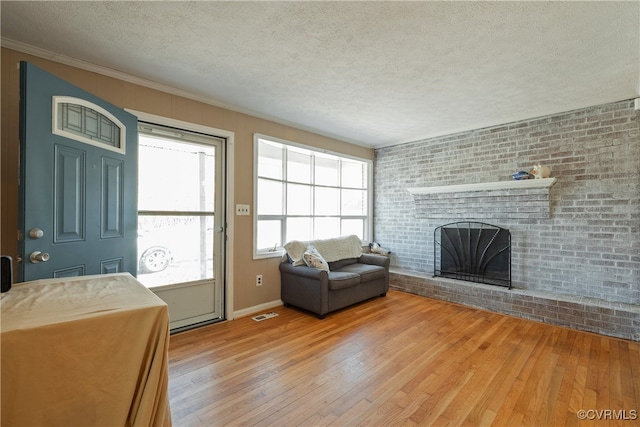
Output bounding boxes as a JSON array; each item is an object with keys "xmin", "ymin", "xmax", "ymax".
[
  {"xmin": 358, "ymin": 253, "xmax": 390, "ymax": 268},
  {"xmin": 280, "ymin": 262, "xmax": 330, "ymax": 317},
  {"xmin": 358, "ymin": 253, "xmax": 390, "ymax": 293}
]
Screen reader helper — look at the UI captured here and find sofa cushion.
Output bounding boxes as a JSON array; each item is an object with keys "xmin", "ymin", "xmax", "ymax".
[
  {"xmin": 335, "ymin": 263, "xmax": 386, "ymax": 283},
  {"xmin": 283, "ymin": 240, "xmax": 309, "ymax": 266},
  {"xmin": 328, "ymin": 258, "xmax": 358, "ymax": 271},
  {"xmin": 327, "ymin": 271, "xmax": 360, "ymax": 290}
]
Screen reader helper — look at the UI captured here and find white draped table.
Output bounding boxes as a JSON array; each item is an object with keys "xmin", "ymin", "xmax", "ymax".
[{"xmin": 1, "ymin": 273, "xmax": 172, "ymax": 426}]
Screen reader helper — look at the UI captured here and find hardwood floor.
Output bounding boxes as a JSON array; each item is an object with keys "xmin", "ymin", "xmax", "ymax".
[{"xmin": 168, "ymin": 290, "xmax": 640, "ymax": 426}]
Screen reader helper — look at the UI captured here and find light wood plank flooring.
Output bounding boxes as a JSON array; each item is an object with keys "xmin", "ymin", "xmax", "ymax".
[{"xmin": 168, "ymin": 290, "xmax": 640, "ymax": 426}]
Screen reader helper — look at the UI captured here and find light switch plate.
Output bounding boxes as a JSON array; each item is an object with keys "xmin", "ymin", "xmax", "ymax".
[{"xmin": 236, "ymin": 204, "xmax": 250, "ymax": 215}]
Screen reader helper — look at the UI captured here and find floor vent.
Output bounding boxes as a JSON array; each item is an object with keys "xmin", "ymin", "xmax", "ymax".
[{"xmin": 252, "ymin": 312, "xmax": 279, "ymax": 322}]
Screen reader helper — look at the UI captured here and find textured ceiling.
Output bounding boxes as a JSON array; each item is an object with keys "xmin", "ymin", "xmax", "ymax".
[{"xmin": 2, "ymin": 1, "xmax": 639, "ymax": 148}]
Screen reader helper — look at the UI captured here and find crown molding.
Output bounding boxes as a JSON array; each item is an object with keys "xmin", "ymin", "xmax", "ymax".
[
  {"xmin": 2, "ymin": 38, "xmax": 199, "ymax": 100},
  {"xmin": 1, "ymin": 38, "xmax": 372, "ymax": 149}
]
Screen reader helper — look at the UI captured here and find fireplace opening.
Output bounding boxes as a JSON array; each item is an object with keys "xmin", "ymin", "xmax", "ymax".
[{"xmin": 434, "ymin": 221, "xmax": 511, "ymax": 289}]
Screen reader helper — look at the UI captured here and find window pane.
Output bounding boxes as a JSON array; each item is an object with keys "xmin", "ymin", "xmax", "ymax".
[
  {"xmin": 257, "ymin": 220, "xmax": 282, "ymax": 251},
  {"xmin": 342, "ymin": 160, "xmax": 367, "ymax": 189},
  {"xmin": 137, "ymin": 215, "xmax": 213, "ymax": 288},
  {"xmin": 342, "ymin": 189, "xmax": 367, "ymax": 215},
  {"xmin": 58, "ymin": 102, "xmax": 120, "ymax": 148},
  {"xmin": 138, "ymin": 135, "xmax": 215, "ymax": 212},
  {"xmin": 287, "ymin": 183, "xmax": 311, "ymax": 215},
  {"xmin": 258, "ymin": 140, "xmax": 283, "ymax": 180},
  {"xmin": 286, "ymin": 217, "xmax": 312, "ymax": 242},
  {"xmin": 314, "ymin": 217, "xmax": 340, "ymax": 239},
  {"xmin": 287, "ymin": 147, "xmax": 311, "ymax": 184},
  {"xmin": 314, "ymin": 187, "xmax": 339, "ymax": 215},
  {"xmin": 258, "ymin": 179, "xmax": 283, "ymax": 215},
  {"xmin": 342, "ymin": 219, "xmax": 364, "ymax": 239},
  {"xmin": 315, "ymin": 154, "xmax": 339, "ymax": 186}
]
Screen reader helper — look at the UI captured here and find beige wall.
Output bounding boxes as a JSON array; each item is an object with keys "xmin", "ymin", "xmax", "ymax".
[{"xmin": 0, "ymin": 47, "xmax": 374, "ymax": 313}]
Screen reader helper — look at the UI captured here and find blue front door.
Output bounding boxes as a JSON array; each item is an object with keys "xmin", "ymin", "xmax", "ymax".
[{"xmin": 19, "ymin": 62, "xmax": 138, "ymax": 282}]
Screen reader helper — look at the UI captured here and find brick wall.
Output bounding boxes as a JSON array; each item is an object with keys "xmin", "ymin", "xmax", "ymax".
[{"xmin": 374, "ymin": 99, "xmax": 639, "ymax": 338}]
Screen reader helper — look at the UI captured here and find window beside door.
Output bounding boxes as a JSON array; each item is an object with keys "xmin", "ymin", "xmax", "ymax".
[{"xmin": 254, "ymin": 134, "xmax": 372, "ymax": 258}]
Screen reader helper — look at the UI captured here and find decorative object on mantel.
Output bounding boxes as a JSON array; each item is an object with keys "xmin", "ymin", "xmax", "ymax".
[
  {"xmin": 511, "ymin": 170, "xmax": 533, "ymax": 180},
  {"xmin": 531, "ymin": 164, "xmax": 551, "ymax": 179}
]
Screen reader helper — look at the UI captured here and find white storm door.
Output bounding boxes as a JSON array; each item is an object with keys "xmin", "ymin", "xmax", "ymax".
[{"xmin": 136, "ymin": 123, "xmax": 225, "ymax": 331}]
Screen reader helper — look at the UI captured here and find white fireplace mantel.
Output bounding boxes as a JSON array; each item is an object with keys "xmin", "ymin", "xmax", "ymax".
[{"xmin": 407, "ymin": 177, "xmax": 557, "ymax": 195}]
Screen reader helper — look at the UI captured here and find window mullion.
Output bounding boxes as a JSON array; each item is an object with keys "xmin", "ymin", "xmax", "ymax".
[
  {"xmin": 310, "ymin": 153, "xmax": 315, "ymax": 238},
  {"xmin": 282, "ymin": 148, "xmax": 288, "ymax": 247},
  {"xmin": 138, "ymin": 210, "xmax": 215, "ymax": 216}
]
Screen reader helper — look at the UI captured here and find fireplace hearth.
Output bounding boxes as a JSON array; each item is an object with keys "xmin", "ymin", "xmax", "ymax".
[{"xmin": 434, "ymin": 221, "xmax": 511, "ymax": 289}]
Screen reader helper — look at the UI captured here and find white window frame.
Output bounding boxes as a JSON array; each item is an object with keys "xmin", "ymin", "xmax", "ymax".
[{"xmin": 253, "ymin": 133, "xmax": 373, "ymax": 259}]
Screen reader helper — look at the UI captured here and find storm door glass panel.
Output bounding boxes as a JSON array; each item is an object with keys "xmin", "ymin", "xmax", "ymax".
[
  {"xmin": 137, "ymin": 132, "xmax": 216, "ymax": 288},
  {"xmin": 138, "ymin": 136, "xmax": 214, "ymax": 212},
  {"xmin": 137, "ymin": 215, "xmax": 214, "ymax": 287}
]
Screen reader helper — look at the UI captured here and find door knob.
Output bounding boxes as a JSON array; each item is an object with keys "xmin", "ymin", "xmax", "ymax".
[
  {"xmin": 29, "ymin": 251, "xmax": 50, "ymax": 263},
  {"xmin": 29, "ymin": 228, "xmax": 44, "ymax": 239}
]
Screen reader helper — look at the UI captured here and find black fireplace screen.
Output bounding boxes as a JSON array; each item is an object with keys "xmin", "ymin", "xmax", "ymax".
[{"xmin": 434, "ymin": 222, "xmax": 511, "ymax": 289}]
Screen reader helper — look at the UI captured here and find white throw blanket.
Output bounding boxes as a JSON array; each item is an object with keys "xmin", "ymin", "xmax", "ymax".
[{"xmin": 284, "ymin": 235, "xmax": 363, "ymax": 265}]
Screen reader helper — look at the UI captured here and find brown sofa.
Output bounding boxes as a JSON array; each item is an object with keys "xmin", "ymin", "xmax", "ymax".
[{"xmin": 279, "ymin": 236, "xmax": 390, "ymax": 319}]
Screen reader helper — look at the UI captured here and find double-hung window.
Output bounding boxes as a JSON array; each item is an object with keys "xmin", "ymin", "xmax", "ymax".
[{"xmin": 254, "ymin": 134, "xmax": 372, "ymax": 258}]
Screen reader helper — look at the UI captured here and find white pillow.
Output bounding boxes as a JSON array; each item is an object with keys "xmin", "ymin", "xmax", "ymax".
[
  {"xmin": 302, "ymin": 245, "xmax": 329, "ymax": 272},
  {"xmin": 283, "ymin": 240, "xmax": 307, "ymax": 266}
]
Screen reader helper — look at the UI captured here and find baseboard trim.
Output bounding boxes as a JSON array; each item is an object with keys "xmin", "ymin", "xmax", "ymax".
[{"xmin": 234, "ymin": 300, "xmax": 283, "ymax": 319}]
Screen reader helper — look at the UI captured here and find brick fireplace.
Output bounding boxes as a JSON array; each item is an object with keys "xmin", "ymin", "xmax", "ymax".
[{"xmin": 373, "ymin": 99, "xmax": 640, "ymax": 341}]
